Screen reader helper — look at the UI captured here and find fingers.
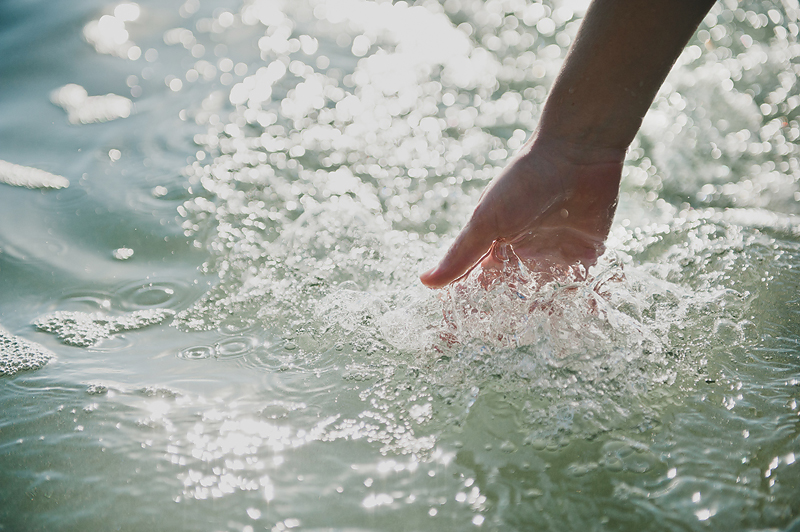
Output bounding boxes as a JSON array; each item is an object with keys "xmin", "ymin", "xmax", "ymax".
[{"xmin": 419, "ymin": 220, "xmax": 496, "ymax": 288}]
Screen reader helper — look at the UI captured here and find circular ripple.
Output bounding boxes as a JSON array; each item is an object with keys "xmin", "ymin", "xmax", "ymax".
[
  {"xmin": 89, "ymin": 334, "xmax": 134, "ymax": 352},
  {"xmin": 215, "ymin": 336, "xmax": 259, "ymax": 359},
  {"xmin": 43, "ymin": 239, "xmax": 70, "ymax": 258},
  {"xmin": 117, "ymin": 279, "xmax": 191, "ymax": 311},
  {"xmin": 239, "ymin": 344, "xmax": 285, "ymax": 371},
  {"xmin": 217, "ymin": 316, "xmax": 257, "ymax": 336},
  {"xmin": 46, "ymin": 184, "xmax": 90, "ymax": 212},
  {"xmin": 125, "ymin": 182, "xmax": 196, "ymax": 219},
  {"xmin": 41, "ymin": 287, "xmax": 117, "ymax": 313},
  {"xmin": 177, "ymin": 345, "xmax": 216, "ymax": 360}
]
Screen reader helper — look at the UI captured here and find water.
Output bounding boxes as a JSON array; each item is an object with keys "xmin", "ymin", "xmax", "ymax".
[{"xmin": 1, "ymin": 0, "xmax": 799, "ymax": 530}]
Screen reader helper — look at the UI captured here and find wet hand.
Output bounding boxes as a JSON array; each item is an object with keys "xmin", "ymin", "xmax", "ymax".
[{"xmin": 419, "ymin": 137, "xmax": 624, "ymax": 288}]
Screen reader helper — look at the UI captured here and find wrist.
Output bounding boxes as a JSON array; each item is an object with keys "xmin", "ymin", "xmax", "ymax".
[
  {"xmin": 519, "ymin": 132, "xmax": 627, "ymax": 168},
  {"xmin": 533, "ymin": 81, "xmax": 644, "ymax": 154}
]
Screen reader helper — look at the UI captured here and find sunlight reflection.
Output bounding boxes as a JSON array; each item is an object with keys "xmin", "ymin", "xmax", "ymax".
[
  {"xmin": 83, "ymin": 3, "xmax": 142, "ymax": 59},
  {"xmin": 0, "ymin": 160, "xmax": 69, "ymax": 189},
  {"xmin": 160, "ymin": 393, "xmax": 442, "ymax": 503},
  {"xmin": 50, "ymin": 84, "xmax": 133, "ymax": 125}
]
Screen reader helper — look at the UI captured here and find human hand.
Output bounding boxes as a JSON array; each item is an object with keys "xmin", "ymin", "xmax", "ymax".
[{"xmin": 419, "ymin": 137, "xmax": 624, "ymax": 288}]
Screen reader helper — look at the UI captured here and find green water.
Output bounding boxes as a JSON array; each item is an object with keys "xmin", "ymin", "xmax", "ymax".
[{"xmin": 1, "ymin": 0, "xmax": 799, "ymax": 530}]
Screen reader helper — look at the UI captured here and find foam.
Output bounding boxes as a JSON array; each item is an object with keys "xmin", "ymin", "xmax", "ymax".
[
  {"xmin": 34, "ymin": 309, "xmax": 175, "ymax": 347},
  {"xmin": 0, "ymin": 159, "xmax": 69, "ymax": 189},
  {"xmin": 0, "ymin": 326, "xmax": 54, "ymax": 376},
  {"xmin": 51, "ymin": 84, "xmax": 132, "ymax": 125}
]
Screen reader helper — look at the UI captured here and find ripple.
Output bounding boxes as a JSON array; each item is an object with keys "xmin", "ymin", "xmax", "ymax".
[
  {"xmin": 177, "ymin": 345, "xmax": 216, "ymax": 360},
  {"xmin": 89, "ymin": 333, "xmax": 134, "ymax": 352},
  {"xmin": 48, "ymin": 182, "xmax": 90, "ymax": 211},
  {"xmin": 117, "ymin": 279, "xmax": 191, "ymax": 311},
  {"xmin": 240, "ymin": 344, "xmax": 290, "ymax": 372},
  {"xmin": 215, "ymin": 336, "xmax": 259, "ymax": 359},
  {"xmin": 125, "ymin": 182, "xmax": 196, "ymax": 215},
  {"xmin": 268, "ymin": 368, "xmax": 339, "ymax": 399},
  {"xmin": 217, "ymin": 316, "xmax": 257, "ymax": 336},
  {"xmin": 43, "ymin": 287, "xmax": 117, "ymax": 313}
]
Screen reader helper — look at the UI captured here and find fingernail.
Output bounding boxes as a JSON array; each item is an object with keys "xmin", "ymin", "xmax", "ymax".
[{"xmin": 419, "ymin": 267, "xmax": 441, "ymax": 287}]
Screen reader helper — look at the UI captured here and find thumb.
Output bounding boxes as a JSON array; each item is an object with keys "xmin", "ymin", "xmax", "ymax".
[{"xmin": 419, "ymin": 221, "xmax": 496, "ymax": 288}]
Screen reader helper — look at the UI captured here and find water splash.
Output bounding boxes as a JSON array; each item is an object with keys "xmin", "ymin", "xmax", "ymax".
[{"xmin": 161, "ymin": 0, "xmax": 794, "ymax": 452}]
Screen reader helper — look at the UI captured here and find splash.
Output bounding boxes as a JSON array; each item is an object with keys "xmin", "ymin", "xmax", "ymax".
[{"xmin": 168, "ymin": 0, "xmax": 791, "ymax": 450}]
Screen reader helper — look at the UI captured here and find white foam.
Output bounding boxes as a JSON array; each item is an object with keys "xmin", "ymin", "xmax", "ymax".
[
  {"xmin": 0, "ymin": 159, "xmax": 69, "ymax": 189},
  {"xmin": 34, "ymin": 309, "xmax": 175, "ymax": 347},
  {"xmin": 0, "ymin": 326, "xmax": 54, "ymax": 376},
  {"xmin": 51, "ymin": 84, "xmax": 132, "ymax": 125}
]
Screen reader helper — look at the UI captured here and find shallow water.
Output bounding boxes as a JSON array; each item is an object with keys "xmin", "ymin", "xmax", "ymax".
[{"xmin": 1, "ymin": 0, "xmax": 799, "ymax": 530}]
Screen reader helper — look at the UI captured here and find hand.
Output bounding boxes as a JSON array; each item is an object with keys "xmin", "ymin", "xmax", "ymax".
[
  {"xmin": 419, "ymin": 136, "xmax": 624, "ymax": 288},
  {"xmin": 416, "ymin": 0, "xmax": 715, "ymax": 290}
]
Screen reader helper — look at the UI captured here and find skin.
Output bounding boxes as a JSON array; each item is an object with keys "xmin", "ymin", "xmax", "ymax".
[{"xmin": 420, "ymin": 0, "xmax": 716, "ymax": 289}]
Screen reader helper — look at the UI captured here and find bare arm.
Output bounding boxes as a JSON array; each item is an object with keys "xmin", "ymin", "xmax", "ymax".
[{"xmin": 420, "ymin": 0, "xmax": 715, "ymax": 288}]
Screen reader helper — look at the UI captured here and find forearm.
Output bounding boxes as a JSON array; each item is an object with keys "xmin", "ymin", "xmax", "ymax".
[{"xmin": 535, "ymin": 0, "xmax": 715, "ymax": 152}]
